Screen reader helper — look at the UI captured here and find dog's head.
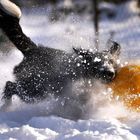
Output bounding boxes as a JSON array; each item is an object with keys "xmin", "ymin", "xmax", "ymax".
[{"xmin": 73, "ymin": 41, "xmax": 121, "ymax": 83}]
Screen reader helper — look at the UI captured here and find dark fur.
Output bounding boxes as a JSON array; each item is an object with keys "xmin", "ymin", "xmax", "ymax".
[{"xmin": 0, "ymin": 2, "xmax": 121, "ymax": 104}]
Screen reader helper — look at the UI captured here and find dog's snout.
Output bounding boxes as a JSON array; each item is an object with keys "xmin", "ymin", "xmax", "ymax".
[
  {"xmin": 106, "ymin": 70, "xmax": 115, "ymax": 79},
  {"xmin": 99, "ymin": 68, "xmax": 116, "ymax": 83}
]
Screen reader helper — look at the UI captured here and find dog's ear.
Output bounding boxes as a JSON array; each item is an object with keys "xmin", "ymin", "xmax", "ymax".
[
  {"xmin": 73, "ymin": 47, "xmax": 80, "ymax": 54},
  {"xmin": 73, "ymin": 48, "xmax": 86, "ymax": 55},
  {"xmin": 109, "ymin": 41, "xmax": 121, "ymax": 57},
  {"xmin": 73, "ymin": 48, "xmax": 92, "ymax": 56}
]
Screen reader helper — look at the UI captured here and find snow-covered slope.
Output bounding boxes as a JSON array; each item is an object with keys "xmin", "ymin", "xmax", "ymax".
[{"xmin": 0, "ymin": 1, "xmax": 140, "ymax": 140}]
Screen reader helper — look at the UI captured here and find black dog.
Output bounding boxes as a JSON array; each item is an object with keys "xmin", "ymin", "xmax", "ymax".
[{"xmin": 0, "ymin": 0, "xmax": 121, "ymax": 104}]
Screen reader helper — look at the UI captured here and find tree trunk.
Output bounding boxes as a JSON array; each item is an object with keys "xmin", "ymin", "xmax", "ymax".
[
  {"xmin": 138, "ymin": 0, "xmax": 140, "ymax": 7},
  {"xmin": 92, "ymin": 0, "xmax": 99, "ymax": 50}
]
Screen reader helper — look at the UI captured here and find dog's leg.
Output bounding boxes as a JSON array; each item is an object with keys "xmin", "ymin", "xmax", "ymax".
[
  {"xmin": 3, "ymin": 81, "xmax": 18, "ymax": 99},
  {"xmin": 0, "ymin": 98, "xmax": 12, "ymax": 112},
  {"xmin": 0, "ymin": 81, "xmax": 17, "ymax": 111},
  {"xmin": 0, "ymin": 0, "xmax": 37, "ymax": 55}
]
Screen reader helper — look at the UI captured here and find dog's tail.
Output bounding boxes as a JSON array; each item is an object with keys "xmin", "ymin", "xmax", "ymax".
[{"xmin": 0, "ymin": 0, "xmax": 37, "ymax": 55}]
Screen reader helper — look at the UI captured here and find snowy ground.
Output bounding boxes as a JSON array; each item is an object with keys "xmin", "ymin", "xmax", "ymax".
[{"xmin": 0, "ymin": 1, "xmax": 140, "ymax": 140}]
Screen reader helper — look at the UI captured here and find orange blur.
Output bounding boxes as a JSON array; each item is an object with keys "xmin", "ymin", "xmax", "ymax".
[{"xmin": 108, "ymin": 65, "xmax": 140, "ymax": 111}]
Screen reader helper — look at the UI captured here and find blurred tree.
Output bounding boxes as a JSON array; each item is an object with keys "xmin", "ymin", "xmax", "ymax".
[
  {"xmin": 100, "ymin": 0, "xmax": 128, "ymax": 4},
  {"xmin": 92, "ymin": 0, "xmax": 99, "ymax": 34},
  {"xmin": 92, "ymin": 0, "xmax": 99, "ymax": 49},
  {"xmin": 138, "ymin": 0, "xmax": 140, "ymax": 7}
]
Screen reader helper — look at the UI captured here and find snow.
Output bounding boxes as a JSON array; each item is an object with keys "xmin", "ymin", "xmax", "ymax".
[
  {"xmin": 0, "ymin": 115, "xmax": 138, "ymax": 140},
  {"xmin": 0, "ymin": 1, "xmax": 140, "ymax": 140},
  {"xmin": 94, "ymin": 57, "xmax": 101, "ymax": 62}
]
